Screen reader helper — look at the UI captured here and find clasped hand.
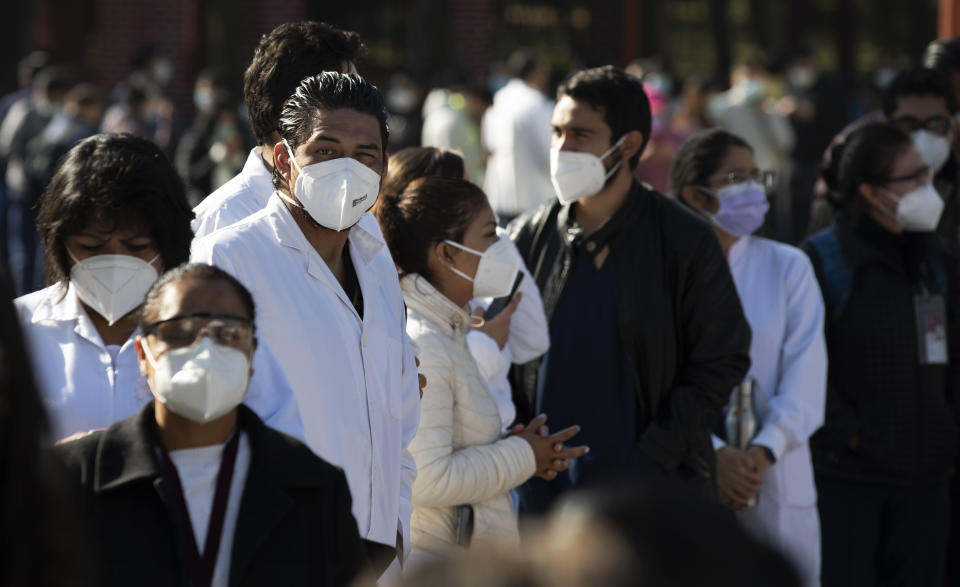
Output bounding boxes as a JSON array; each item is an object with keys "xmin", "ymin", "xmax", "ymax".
[{"xmin": 509, "ymin": 414, "xmax": 589, "ymax": 480}]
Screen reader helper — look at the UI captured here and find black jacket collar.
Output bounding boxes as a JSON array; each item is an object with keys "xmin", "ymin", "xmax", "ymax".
[
  {"xmin": 93, "ymin": 402, "xmax": 332, "ymax": 494},
  {"xmin": 557, "ymin": 181, "xmax": 651, "ymax": 257}
]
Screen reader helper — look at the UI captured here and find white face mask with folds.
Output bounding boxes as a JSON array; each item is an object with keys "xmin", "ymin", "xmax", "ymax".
[
  {"xmin": 880, "ymin": 182, "xmax": 945, "ymax": 232},
  {"xmin": 443, "ymin": 238, "xmax": 520, "ymax": 299},
  {"xmin": 911, "ymin": 130, "xmax": 951, "ymax": 173},
  {"xmin": 278, "ymin": 139, "xmax": 381, "ymax": 231},
  {"xmin": 141, "ymin": 336, "xmax": 250, "ymax": 423},
  {"xmin": 549, "ymin": 136, "xmax": 626, "ymax": 205},
  {"xmin": 69, "ymin": 250, "xmax": 160, "ymax": 325}
]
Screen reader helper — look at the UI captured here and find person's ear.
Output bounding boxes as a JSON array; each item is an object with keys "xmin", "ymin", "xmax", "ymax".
[
  {"xmin": 858, "ymin": 183, "xmax": 888, "ymax": 211},
  {"xmin": 134, "ymin": 337, "xmax": 151, "ymax": 379},
  {"xmin": 433, "ymin": 241, "xmax": 458, "ymax": 266},
  {"xmin": 680, "ymin": 185, "xmax": 717, "ymax": 215},
  {"xmin": 274, "ymin": 141, "xmax": 294, "ymax": 184},
  {"xmin": 619, "ymin": 129, "xmax": 645, "ymax": 162}
]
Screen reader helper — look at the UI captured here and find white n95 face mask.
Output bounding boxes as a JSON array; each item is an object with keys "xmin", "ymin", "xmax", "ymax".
[
  {"xmin": 142, "ymin": 336, "xmax": 250, "ymax": 423},
  {"xmin": 444, "ymin": 238, "xmax": 520, "ymax": 299},
  {"xmin": 550, "ymin": 136, "xmax": 626, "ymax": 205},
  {"xmin": 69, "ymin": 251, "xmax": 160, "ymax": 326},
  {"xmin": 883, "ymin": 182, "xmax": 944, "ymax": 232},
  {"xmin": 911, "ymin": 130, "xmax": 951, "ymax": 173},
  {"xmin": 279, "ymin": 139, "xmax": 381, "ymax": 231}
]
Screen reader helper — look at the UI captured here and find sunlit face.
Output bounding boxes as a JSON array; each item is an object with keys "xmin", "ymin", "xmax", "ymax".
[
  {"xmin": 551, "ymin": 96, "xmax": 617, "ymax": 162},
  {"xmin": 700, "ymin": 146, "xmax": 759, "ymax": 215},
  {"xmin": 447, "ymin": 202, "xmax": 499, "ymax": 280},
  {"xmin": 275, "ymin": 107, "xmax": 385, "ymax": 197}
]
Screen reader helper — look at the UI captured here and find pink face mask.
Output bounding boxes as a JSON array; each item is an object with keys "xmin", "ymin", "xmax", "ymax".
[{"xmin": 699, "ymin": 181, "xmax": 770, "ymax": 237}]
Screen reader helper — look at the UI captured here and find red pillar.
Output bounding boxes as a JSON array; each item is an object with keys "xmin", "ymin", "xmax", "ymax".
[{"xmin": 940, "ymin": 0, "xmax": 960, "ymax": 37}]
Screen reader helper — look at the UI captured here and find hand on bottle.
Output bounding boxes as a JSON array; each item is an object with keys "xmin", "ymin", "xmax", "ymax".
[{"xmin": 716, "ymin": 446, "xmax": 763, "ymax": 511}]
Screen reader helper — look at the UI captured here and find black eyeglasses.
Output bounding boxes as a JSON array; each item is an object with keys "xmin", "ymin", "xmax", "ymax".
[
  {"xmin": 890, "ymin": 115, "xmax": 953, "ymax": 136},
  {"xmin": 143, "ymin": 312, "xmax": 255, "ymax": 351}
]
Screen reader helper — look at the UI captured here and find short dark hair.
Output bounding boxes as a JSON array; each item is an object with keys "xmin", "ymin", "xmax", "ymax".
[
  {"xmin": 243, "ymin": 21, "xmax": 363, "ymax": 146},
  {"xmin": 821, "ymin": 123, "xmax": 913, "ymax": 220},
  {"xmin": 670, "ymin": 129, "xmax": 753, "ymax": 198},
  {"xmin": 36, "ymin": 134, "xmax": 194, "ymax": 287},
  {"xmin": 924, "ymin": 37, "xmax": 960, "ymax": 74},
  {"xmin": 140, "ymin": 263, "xmax": 256, "ymax": 327},
  {"xmin": 882, "ymin": 67, "xmax": 957, "ymax": 117},
  {"xmin": 375, "ymin": 176, "xmax": 489, "ymax": 282},
  {"xmin": 273, "ymin": 71, "xmax": 389, "ymax": 190},
  {"xmin": 557, "ymin": 65, "xmax": 652, "ymax": 170}
]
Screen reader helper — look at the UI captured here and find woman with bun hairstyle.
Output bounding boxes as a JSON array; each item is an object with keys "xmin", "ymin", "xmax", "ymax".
[
  {"xmin": 374, "ymin": 176, "xmax": 586, "ymax": 565},
  {"xmin": 802, "ymin": 122, "xmax": 960, "ymax": 586}
]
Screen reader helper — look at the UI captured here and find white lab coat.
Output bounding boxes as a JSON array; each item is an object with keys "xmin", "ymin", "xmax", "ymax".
[
  {"xmin": 15, "ymin": 283, "xmax": 304, "ymax": 442},
  {"xmin": 482, "ymin": 79, "xmax": 556, "ymax": 217},
  {"xmin": 713, "ymin": 236, "xmax": 826, "ymax": 587},
  {"xmin": 466, "ymin": 233, "xmax": 549, "ymax": 431},
  {"xmin": 191, "ymin": 194, "xmax": 420, "ymax": 555},
  {"xmin": 192, "ymin": 147, "xmax": 274, "ymax": 238}
]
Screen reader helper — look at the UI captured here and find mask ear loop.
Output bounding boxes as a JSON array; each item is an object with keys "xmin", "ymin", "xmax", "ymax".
[
  {"xmin": 601, "ymin": 135, "xmax": 628, "ymax": 181},
  {"xmin": 469, "ymin": 314, "xmax": 486, "ymax": 329}
]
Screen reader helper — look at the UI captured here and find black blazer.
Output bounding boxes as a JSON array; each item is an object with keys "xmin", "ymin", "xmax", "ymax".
[{"xmin": 56, "ymin": 403, "xmax": 368, "ymax": 587}]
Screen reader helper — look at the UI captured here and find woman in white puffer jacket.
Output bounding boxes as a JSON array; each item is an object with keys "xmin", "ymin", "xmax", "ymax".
[{"xmin": 375, "ymin": 176, "xmax": 588, "ymax": 565}]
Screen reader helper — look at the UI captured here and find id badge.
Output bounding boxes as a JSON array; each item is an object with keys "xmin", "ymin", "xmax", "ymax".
[{"xmin": 915, "ymin": 294, "xmax": 948, "ymax": 365}]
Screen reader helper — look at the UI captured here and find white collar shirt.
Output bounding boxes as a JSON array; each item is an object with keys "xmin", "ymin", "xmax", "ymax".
[
  {"xmin": 190, "ymin": 193, "xmax": 420, "ymax": 553},
  {"xmin": 192, "ymin": 147, "xmax": 275, "ymax": 238},
  {"xmin": 15, "ymin": 283, "xmax": 305, "ymax": 442}
]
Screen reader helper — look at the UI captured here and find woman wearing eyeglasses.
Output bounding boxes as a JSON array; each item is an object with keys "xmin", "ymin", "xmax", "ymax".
[
  {"xmin": 14, "ymin": 134, "xmax": 302, "ymax": 441},
  {"xmin": 673, "ymin": 128, "xmax": 827, "ymax": 587},
  {"xmin": 57, "ymin": 263, "xmax": 368, "ymax": 587},
  {"xmin": 802, "ymin": 123, "xmax": 959, "ymax": 587}
]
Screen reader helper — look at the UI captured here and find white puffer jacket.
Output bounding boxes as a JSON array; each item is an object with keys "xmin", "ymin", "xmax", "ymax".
[{"xmin": 401, "ymin": 274, "xmax": 537, "ymax": 555}]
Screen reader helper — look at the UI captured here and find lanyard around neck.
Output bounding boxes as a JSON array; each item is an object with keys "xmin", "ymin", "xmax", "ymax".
[{"xmin": 153, "ymin": 421, "xmax": 241, "ymax": 587}]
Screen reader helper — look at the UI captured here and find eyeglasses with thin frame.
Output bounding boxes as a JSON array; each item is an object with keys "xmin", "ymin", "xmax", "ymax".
[
  {"xmin": 882, "ymin": 165, "xmax": 932, "ymax": 188},
  {"xmin": 143, "ymin": 312, "xmax": 255, "ymax": 352},
  {"xmin": 707, "ymin": 169, "xmax": 777, "ymax": 189},
  {"xmin": 890, "ymin": 115, "xmax": 953, "ymax": 136}
]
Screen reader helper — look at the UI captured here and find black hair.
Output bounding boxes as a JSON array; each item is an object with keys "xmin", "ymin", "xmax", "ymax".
[
  {"xmin": 381, "ymin": 147, "xmax": 465, "ymax": 197},
  {"xmin": 670, "ymin": 128, "xmax": 753, "ymax": 198},
  {"xmin": 557, "ymin": 65, "xmax": 652, "ymax": 171},
  {"xmin": 881, "ymin": 67, "xmax": 957, "ymax": 117},
  {"xmin": 140, "ymin": 263, "xmax": 256, "ymax": 328},
  {"xmin": 272, "ymin": 71, "xmax": 389, "ymax": 190},
  {"xmin": 821, "ymin": 123, "xmax": 913, "ymax": 219},
  {"xmin": 0, "ymin": 270, "xmax": 90, "ymax": 587},
  {"xmin": 375, "ymin": 176, "xmax": 489, "ymax": 282},
  {"xmin": 36, "ymin": 133, "xmax": 194, "ymax": 287},
  {"xmin": 924, "ymin": 37, "xmax": 960, "ymax": 73},
  {"xmin": 243, "ymin": 21, "xmax": 363, "ymax": 146}
]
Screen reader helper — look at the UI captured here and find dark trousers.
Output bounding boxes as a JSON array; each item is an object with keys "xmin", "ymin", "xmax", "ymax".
[{"xmin": 817, "ymin": 475, "xmax": 949, "ymax": 587}]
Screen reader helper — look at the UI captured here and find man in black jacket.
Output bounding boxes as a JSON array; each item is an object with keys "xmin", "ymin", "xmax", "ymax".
[
  {"xmin": 508, "ymin": 66, "xmax": 751, "ymax": 513},
  {"xmin": 56, "ymin": 263, "xmax": 368, "ymax": 587}
]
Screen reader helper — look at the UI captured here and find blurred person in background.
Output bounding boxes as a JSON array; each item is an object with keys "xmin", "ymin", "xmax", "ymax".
[
  {"xmin": 176, "ymin": 69, "xmax": 251, "ymax": 207},
  {"xmin": 482, "ymin": 50, "xmax": 555, "ymax": 224},
  {"xmin": 14, "ymin": 134, "xmax": 302, "ymax": 442},
  {"xmin": 192, "ymin": 72, "xmax": 420, "ymax": 578},
  {"xmin": 0, "ymin": 270, "xmax": 89, "ymax": 587},
  {"xmin": 810, "ymin": 68, "xmax": 960, "ymax": 257},
  {"xmin": 57, "ymin": 263, "xmax": 368, "ymax": 587},
  {"xmin": 1, "ymin": 65, "xmax": 73, "ymax": 294},
  {"xmin": 803, "ymin": 123, "xmax": 959, "ymax": 586},
  {"xmin": 191, "ymin": 21, "xmax": 362, "ymax": 237},
  {"xmin": 375, "ymin": 176, "xmax": 585, "ymax": 567},
  {"xmin": 711, "ymin": 60, "xmax": 795, "ymax": 240},
  {"xmin": 379, "ymin": 146, "xmax": 549, "ymax": 435},
  {"xmin": 508, "ymin": 66, "xmax": 751, "ymax": 514},
  {"xmin": 101, "ymin": 44, "xmax": 174, "ymax": 152},
  {"xmin": 924, "ymin": 37, "xmax": 960, "ymax": 108},
  {"xmin": 673, "ymin": 129, "xmax": 827, "ymax": 587},
  {"xmin": 777, "ymin": 43, "xmax": 848, "ymax": 244},
  {"xmin": 385, "ymin": 72, "xmax": 424, "ymax": 152},
  {"xmin": 421, "ymin": 73, "xmax": 490, "ymax": 185},
  {"xmin": 25, "ymin": 82, "xmax": 105, "ymax": 201}
]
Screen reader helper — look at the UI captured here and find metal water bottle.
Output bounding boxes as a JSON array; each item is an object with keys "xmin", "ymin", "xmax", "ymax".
[{"xmin": 725, "ymin": 378, "xmax": 758, "ymax": 507}]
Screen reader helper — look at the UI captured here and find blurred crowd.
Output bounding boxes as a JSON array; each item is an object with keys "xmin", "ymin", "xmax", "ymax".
[{"xmin": 5, "ymin": 17, "xmax": 960, "ymax": 587}]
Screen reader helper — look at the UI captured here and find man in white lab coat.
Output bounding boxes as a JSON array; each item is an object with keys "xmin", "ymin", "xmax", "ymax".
[
  {"xmin": 192, "ymin": 21, "xmax": 362, "ymax": 237},
  {"xmin": 192, "ymin": 72, "xmax": 420, "ymax": 576},
  {"xmin": 482, "ymin": 51, "xmax": 556, "ymax": 223}
]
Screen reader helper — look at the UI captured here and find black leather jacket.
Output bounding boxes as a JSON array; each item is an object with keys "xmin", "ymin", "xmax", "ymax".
[{"xmin": 507, "ymin": 182, "xmax": 752, "ymax": 481}]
